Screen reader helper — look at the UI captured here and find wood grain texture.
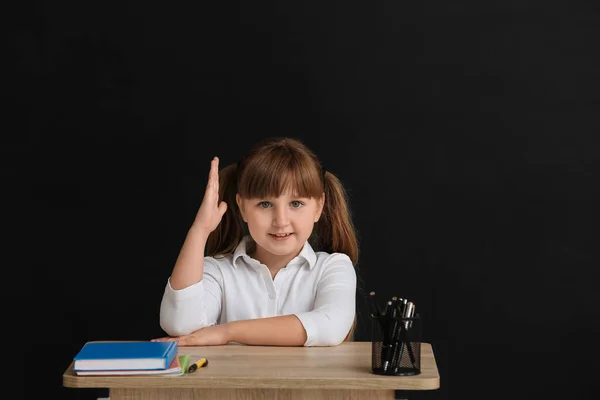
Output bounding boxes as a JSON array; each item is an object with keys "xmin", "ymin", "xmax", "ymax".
[
  {"xmin": 63, "ymin": 342, "xmax": 439, "ymax": 392},
  {"xmin": 110, "ymin": 388, "xmax": 395, "ymax": 400}
]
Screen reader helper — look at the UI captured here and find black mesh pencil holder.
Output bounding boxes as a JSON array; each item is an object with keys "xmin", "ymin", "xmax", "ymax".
[{"xmin": 371, "ymin": 314, "xmax": 421, "ymax": 376}]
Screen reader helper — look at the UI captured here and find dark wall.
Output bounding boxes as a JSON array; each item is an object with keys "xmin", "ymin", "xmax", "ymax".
[{"xmin": 16, "ymin": 1, "xmax": 600, "ymax": 399}]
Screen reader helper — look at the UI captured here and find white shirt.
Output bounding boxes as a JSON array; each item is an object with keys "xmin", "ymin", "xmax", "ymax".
[{"xmin": 159, "ymin": 235, "xmax": 356, "ymax": 346}]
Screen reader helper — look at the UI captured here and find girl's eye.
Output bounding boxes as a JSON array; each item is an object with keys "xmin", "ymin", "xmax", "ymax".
[{"xmin": 257, "ymin": 200, "xmax": 304, "ymax": 208}]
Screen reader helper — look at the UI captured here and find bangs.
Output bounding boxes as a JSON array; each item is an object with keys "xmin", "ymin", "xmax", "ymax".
[{"xmin": 238, "ymin": 151, "xmax": 323, "ymax": 199}]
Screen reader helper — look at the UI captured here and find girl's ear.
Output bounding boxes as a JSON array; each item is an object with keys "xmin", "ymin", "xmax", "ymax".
[
  {"xmin": 236, "ymin": 193, "xmax": 247, "ymax": 222},
  {"xmin": 314, "ymin": 193, "xmax": 325, "ymax": 223}
]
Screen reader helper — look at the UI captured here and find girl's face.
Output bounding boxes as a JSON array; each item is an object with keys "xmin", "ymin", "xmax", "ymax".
[{"xmin": 236, "ymin": 191, "xmax": 324, "ymax": 264}]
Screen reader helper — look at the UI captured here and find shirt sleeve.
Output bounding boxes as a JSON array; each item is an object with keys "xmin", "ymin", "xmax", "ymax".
[
  {"xmin": 294, "ymin": 253, "xmax": 357, "ymax": 347},
  {"xmin": 159, "ymin": 258, "xmax": 223, "ymax": 336}
]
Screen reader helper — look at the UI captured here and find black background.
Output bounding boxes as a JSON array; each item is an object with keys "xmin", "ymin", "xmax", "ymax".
[{"xmin": 13, "ymin": 1, "xmax": 600, "ymax": 399}]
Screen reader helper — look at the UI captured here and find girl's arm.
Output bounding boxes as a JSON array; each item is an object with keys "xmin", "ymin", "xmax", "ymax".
[
  {"xmin": 159, "ymin": 157, "xmax": 227, "ymax": 336},
  {"xmin": 226, "ymin": 315, "xmax": 307, "ymax": 346},
  {"xmin": 159, "ymin": 254, "xmax": 355, "ymax": 346},
  {"xmin": 168, "ymin": 227, "xmax": 209, "ymax": 289},
  {"xmin": 159, "ymin": 258, "xmax": 224, "ymax": 336},
  {"xmin": 169, "ymin": 157, "xmax": 227, "ymax": 289},
  {"xmin": 154, "ymin": 314, "xmax": 307, "ymax": 346}
]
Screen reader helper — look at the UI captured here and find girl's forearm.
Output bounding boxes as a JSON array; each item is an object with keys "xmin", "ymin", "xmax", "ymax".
[
  {"xmin": 169, "ymin": 227, "xmax": 210, "ymax": 290},
  {"xmin": 226, "ymin": 315, "xmax": 307, "ymax": 346}
]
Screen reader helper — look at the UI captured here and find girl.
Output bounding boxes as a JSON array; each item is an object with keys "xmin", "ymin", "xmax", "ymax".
[{"xmin": 153, "ymin": 137, "xmax": 359, "ymax": 347}]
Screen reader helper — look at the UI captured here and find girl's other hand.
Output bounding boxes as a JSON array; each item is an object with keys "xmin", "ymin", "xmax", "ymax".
[
  {"xmin": 151, "ymin": 324, "xmax": 230, "ymax": 346},
  {"xmin": 191, "ymin": 157, "xmax": 228, "ymax": 235}
]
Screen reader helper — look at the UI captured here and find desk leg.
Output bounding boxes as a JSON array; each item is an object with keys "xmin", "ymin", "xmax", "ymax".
[{"xmin": 110, "ymin": 388, "xmax": 395, "ymax": 399}]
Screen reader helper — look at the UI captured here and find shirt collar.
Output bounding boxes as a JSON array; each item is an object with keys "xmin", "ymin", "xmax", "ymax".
[{"xmin": 232, "ymin": 235, "xmax": 317, "ymax": 270}]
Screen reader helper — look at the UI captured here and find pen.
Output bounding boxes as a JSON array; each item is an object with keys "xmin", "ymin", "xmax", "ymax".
[
  {"xmin": 187, "ymin": 357, "xmax": 209, "ymax": 373},
  {"xmin": 390, "ymin": 299, "xmax": 407, "ymax": 370},
  {"xmin": 403, "ymin": 302, "xmax": 414, "ymax": 330},
  {"xmin": 390, "ymin": 296, "xmax": 398, "ymax": 318},
  {"xmin": 383, "ymin": 300, "xmax": 401, "ymax": 372},
  {"xmin": 382, "ymin": 299, "xmax": 391, "ymax": 316},
  {"xmin": 391, "ymin": 301, "xmax": 414, "ymax": 370},
  {"xmin": 368, "ymin": 291, "xmax": 381, "ymax": 317},
  {"xmin": 401, "ymin": 298, "xmax": 407, "ymax": 315},
  {"xmin": 397, "ymin": 302, "xmax": 417, "ymax": 370}
]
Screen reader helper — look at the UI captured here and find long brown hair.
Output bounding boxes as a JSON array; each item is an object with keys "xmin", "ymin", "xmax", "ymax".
[{"xmin": 205, "ymin": 137, "xmax": 359, "ymax": 340}]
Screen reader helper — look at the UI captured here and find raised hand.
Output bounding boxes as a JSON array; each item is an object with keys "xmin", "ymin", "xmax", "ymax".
[{"xmin": 191, "ymin": 157, "xmax": 228, "ymax": 235}]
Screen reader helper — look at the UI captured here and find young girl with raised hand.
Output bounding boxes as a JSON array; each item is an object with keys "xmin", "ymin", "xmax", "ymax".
[{"xmin": 153, "ymin": 137, "xmax": 359, "ymax": 347}]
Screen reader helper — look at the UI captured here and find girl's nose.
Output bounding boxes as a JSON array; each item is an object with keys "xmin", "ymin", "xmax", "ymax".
[{"xmin": 273, "ymin": 208, "xmax": 290, "ymax": 227}]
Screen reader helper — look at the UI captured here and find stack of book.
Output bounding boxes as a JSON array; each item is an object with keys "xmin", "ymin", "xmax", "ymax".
[{"xmin": 73, "ymin": 341, "xmax": 189, "ymax": 376}]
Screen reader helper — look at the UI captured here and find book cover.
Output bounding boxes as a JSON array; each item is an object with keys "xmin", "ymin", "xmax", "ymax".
[
  {"xmin": 73, "ymin": 341, "xmax": 178, "ymax": 371},
  {"xmin": 75, "ymin": 354, "xmax": 189, "ymax": 376}
]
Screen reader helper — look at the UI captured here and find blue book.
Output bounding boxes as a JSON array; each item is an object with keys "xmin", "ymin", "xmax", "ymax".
[{"xmin": 73, "ymin": 341, "xmax": 178, "ymax": 371}]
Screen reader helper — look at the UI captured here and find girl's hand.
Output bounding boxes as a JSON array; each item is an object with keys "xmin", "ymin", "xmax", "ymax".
[
  {"xmin": 191, "ymin": 157, "xmax": 228, "ymax": 235},
  {"xmin": 151, "ymin": 324, "xmax": 231, "ymax": 346}
]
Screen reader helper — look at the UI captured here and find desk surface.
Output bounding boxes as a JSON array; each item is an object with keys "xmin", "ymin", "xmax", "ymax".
[{"xmin": 63, "ymin": 342, "xmax": 439, "ymax": 391}]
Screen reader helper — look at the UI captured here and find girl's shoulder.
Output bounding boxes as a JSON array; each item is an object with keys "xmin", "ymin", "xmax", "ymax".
[
  {"xmin": 204, "ymin": 253, "xmax": 235, "ymax": 270},
  {"xmin": 313, "ymin": 251, "xmax": 356, "ymax": 282},
  {"xmin": 314, "ymin": 250, "xmax": 353, "ymax": 268}
]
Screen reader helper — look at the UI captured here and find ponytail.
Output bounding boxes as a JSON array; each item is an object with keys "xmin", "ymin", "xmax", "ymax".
[{"xmin": 313, "ymin": 171, "xmax": 359, "ymax": 265}]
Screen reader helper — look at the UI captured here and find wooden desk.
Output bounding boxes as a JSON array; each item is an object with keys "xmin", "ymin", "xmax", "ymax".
[{"xmin": 63, "ymin": 342, "xmax": 440, "ymax": 400}]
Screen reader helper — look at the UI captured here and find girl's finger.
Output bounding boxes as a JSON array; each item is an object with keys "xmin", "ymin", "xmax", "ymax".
[
  {"xmin": 177, "ymin": 336, "xmax": 189, "ymax": 346},
  {"xmin": 212, "ymin": 158, "xmax": 220, "ymax": 192},
  {"xmin": 205, "ymin": 158, "xmax": 215, "ymax": 188},
  {"xmin": 151, "ymin": 337, "xmax": 175, "ymax": 342},
  {"xmin": 211, "ymin": 157, "xmax": 219, "ymax": 184},
  {"xmin": 202, "ymin": 158, "xmax": 218, "ymax": 201},
  {"xmin": 218, "ymin": 201, "xmax": 228, "ymax": 217}
]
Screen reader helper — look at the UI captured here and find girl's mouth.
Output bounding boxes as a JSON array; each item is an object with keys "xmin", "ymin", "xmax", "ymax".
[{"xmin": 269, "ymin": 233, "xmax": 293, "ymax": 240}]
